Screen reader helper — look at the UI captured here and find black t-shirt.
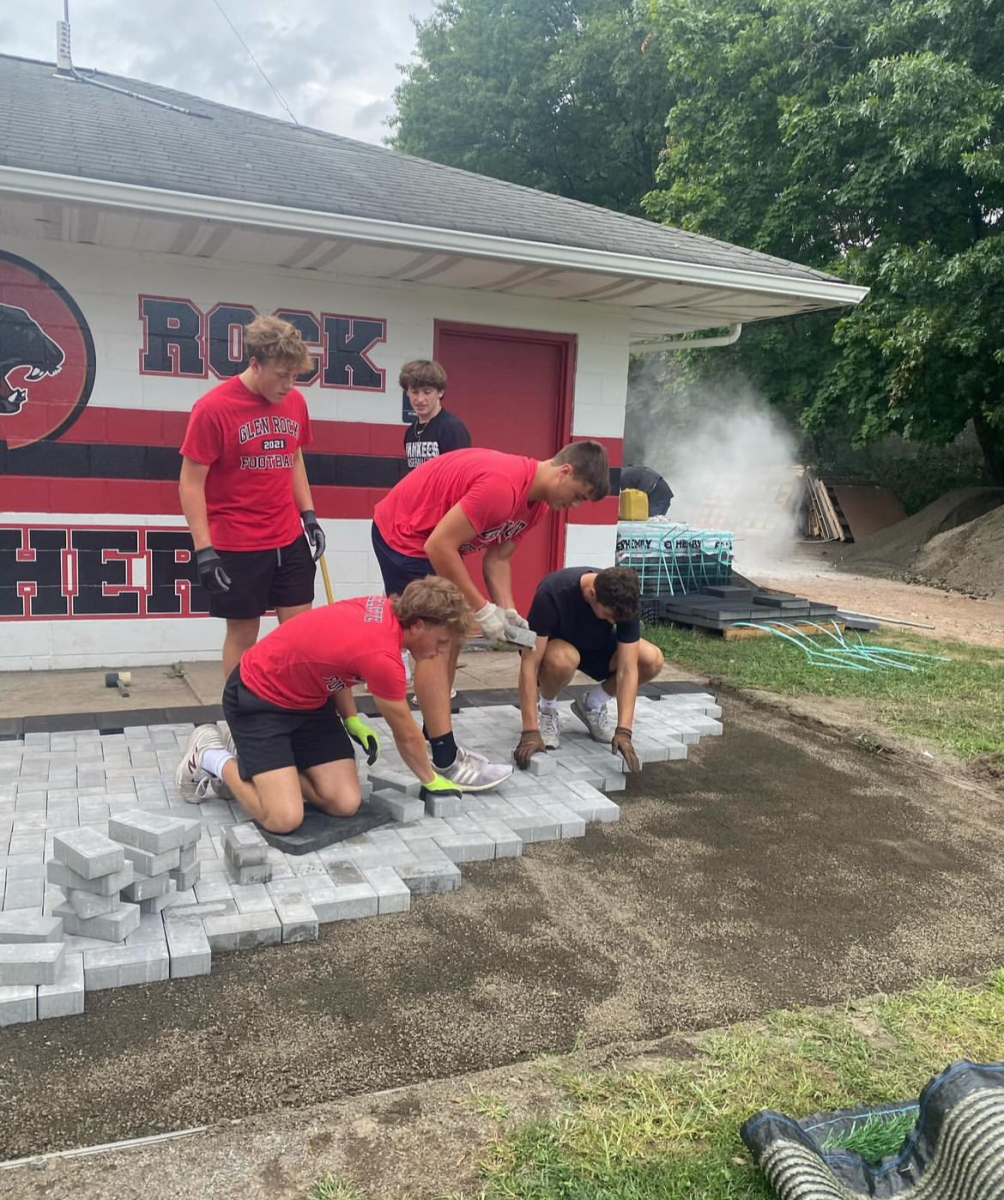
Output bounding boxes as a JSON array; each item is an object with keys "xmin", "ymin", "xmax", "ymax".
[
  {"xmin": 403, "ymin": 408, "xmax": 472, "ymax": 471},
  {"xmin": 527, "ymin": 567, "xmax": 641, "ymax": 651},
  {"xmin": 620, "ymin": 465, "xmax": 673, "ymax": 516}
]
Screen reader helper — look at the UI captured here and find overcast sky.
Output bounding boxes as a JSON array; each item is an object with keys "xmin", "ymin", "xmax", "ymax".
[{"xmin": 0, "ymin": 0, "xmax": 439, "ymax": 145}]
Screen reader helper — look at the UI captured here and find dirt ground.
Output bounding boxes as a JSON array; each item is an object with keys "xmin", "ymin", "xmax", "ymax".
[
  {"xmin": 3, "ymin": 698, "xmax": 1004, "ymax": 1199},
  {"xmin": 751, "ymin": 546, "xmax": 1004, "ymax": 648}
]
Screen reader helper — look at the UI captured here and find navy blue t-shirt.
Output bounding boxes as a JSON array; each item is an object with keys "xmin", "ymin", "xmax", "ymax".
[{"xmin": 527, "ymin": 568, "xmax": 640, "ymax": 651}]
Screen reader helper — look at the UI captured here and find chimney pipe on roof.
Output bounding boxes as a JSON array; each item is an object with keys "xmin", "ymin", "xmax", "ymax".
[{"xmin": 56, "ymin": 6, "xmax": 73, "ymax": 74}]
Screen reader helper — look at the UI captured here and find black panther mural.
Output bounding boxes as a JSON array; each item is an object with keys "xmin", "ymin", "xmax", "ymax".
[
  {"xmin": 0, "ymin": 251, "xmax": 94, "ymax": 449},
  {"xmin": 0, "ymin": 302, "xmax": 65, "ymax": 414}
]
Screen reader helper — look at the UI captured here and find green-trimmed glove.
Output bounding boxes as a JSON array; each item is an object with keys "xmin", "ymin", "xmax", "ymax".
[
  {"xmin": 420, "ymin": 773, "xmax": 462, "ymax": 801},
  {"xmin": 344, "ymin": 715, "xmax": 381, "ymax": 765}
]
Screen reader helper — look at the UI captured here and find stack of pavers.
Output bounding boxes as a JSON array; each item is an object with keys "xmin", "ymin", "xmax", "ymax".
[
  {"xmin": 44, "ymin": 812, "xmax": 204, "ymax": 994},
  {"xmin": 0, "ymin": 911, "xmax": 81, "ymax": 1024},
  {"xmin": 655, "ymin": 585, "xmax": 838, "ymax": 632}
]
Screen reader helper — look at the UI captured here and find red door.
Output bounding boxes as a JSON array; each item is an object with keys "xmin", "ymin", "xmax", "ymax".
[{"xmin": 434, "ymin": 321, "xmax": 575, "ymax": 615}]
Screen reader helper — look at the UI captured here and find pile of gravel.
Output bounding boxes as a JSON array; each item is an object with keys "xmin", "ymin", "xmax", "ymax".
[{"xmin": 834, "ymin": 487, "xmax": 1004, "ymax": 595}]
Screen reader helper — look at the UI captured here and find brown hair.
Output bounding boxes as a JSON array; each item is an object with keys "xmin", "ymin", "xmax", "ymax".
[
  {"xmin": 593, "ymin": 567, "xmax": 640, "ymax": 621},
  {"xmin": 399, "ymin": 359, "xmax": 448, "ymax": 391},
  {"xmin": 244, "ymin": 315, "xmax": 313, "ymax": 371},
  {"xmin": 392, "ymin": 576, "xmax": 470, "ymax": 637},
  {"xmin": 552, "ymin": 440, "xmax": 610, "ymax": 500}
]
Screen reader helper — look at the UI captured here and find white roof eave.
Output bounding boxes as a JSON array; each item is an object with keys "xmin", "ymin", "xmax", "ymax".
[{"xmin": 0, "ymin": 165, "xmax": 870, "ymax": 309}]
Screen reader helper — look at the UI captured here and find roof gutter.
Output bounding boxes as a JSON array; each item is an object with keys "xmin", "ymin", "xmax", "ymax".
[
  {"xmin": 0, "ymin": 166, "xmax": 870, "ymax": 308},
  {"xmin": 631, "ymin": 323, "xmax": 743, "ymax": 353}
]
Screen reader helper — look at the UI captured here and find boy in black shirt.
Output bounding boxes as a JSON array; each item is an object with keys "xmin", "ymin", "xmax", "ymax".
[
  {"xmin": 513, "ymin": 566, "xmax": 664, "ymax": 772},
  {"xmin": 401, "ymin": 359, "xmax": 471, "ymax": 471}
]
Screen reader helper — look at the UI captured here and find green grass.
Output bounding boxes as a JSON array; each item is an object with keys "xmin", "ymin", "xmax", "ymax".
[
  {"xmin": 645, "ymin": 623, "xmax": 1004, "ymax": 761},
  {"xmin": 817, "ymin": 1109, "xmax": 918, "ymax": 1161},
  {"xmin": 465, "ymin": 973, "xmax": 1004, "ymax": 1200}
]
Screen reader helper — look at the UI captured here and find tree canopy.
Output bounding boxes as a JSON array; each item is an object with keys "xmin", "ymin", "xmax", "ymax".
[
  {"xmin": 389, "ymin": 0, "xmax": 675, "ymax": 215},
  {"xmin": 644, "ymin": 0, "xmax": 1004, "ymax": 481},
  {"xmin": 391, "ymin": 0, "xmax": 1004, "ymax": 481}
]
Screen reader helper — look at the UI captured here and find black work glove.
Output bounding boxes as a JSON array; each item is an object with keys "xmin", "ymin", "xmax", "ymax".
[
  {"xmin": 514, "ymin": 729, "xmax": 546, "ymax": 770},
  {"xmin": 196, "ymin": 546, "xmax": 231, "ymax": 595},
  {"xmin": 301, "ymin": 509, "xmax": 326, "ymax": 562},
  {"xmin": 611, "ymin": 726, "xmax": 641, "ymax": 773}
]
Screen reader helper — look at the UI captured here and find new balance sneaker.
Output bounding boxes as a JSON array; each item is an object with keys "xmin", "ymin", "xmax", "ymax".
[
  {"xmin": 570, "ymin": 697, "xmax": 614, "ymax": 744},
  {"xmin": 538, "ymin": 705, "xmax": 561, "ymax": 750},
  {"xmin": 174, "ymin": 724, "xmax": 225, "ymax": 802},
  {"xmin": 439, "ymin": 745, "xmax": 513, "ymax": 792}
]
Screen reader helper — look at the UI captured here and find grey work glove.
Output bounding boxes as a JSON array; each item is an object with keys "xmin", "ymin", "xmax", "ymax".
[
  {"xmin": 503, "ymin": 608, "xmax": 530, "ymax": 629},
  {"xmin": 196, "ymin": 547, "xmax": 231, "ymax": 594},
  {"xmin": 300, "ymin": 509, "xmax": 326, "ymax": 562}
]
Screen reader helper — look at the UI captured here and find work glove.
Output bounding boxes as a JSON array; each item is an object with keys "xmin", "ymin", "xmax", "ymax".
[
  {"xmin": 195, "ymin": 547, "xmax": 231, "ymax": 595},
  {"xmin": 344, "ymin": 715, "xmax": 381, "ymax": 765},
  {"xmin": 514, "ymin": 729, "xmax": 546, "ymax": 770},
  {"xmin": 474, "ymin": 601, "xmax": 507, "ymax": 643},
  {"xmin": 503, "ymin": 608, "xmax": 530, "ymax": 630},
  {"xmin": 419, "ymin": 773, "xmax": 463, "ymax": 801},
  {"xmin": 611, "ymin": 726, "xmax": 641, "ymax": 773},
  {"xmin": 300, "ymin": 509, "xmax": 326, "ymax": 562}
]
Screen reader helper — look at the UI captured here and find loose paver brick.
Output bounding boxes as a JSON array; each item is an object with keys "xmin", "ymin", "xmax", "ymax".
[
  {"xmin": 0, "ymin": 913, "xmax": 64, "ymax": 942},
  {"xmin": 0, "ymin": 983, "xmax": 37, "ymax": 1026},
  {"xmin": 37, "ymin": 951, "xmax": 85, "ymax": 1018},
  {"xmin": 271, "ymin": 891, "xmax": 319, "ymax": 942},
  {"xmin": 82, "ymin": 943, "xmax": 171, "ymax": 990},
  {"xmin": 56, "ymin": 902, "xmax": 141, "ymax": 942},
  {"xmin": 51, "ymin": 828, "xmax": 124, "ymax": 880},
  {"xmin": 203, "ymin": 910, "xmax": 282, "ymax": 952},
  {"xmin": 165, "ymin": 919, "xmax": 212, "ymax": 977},
  {"xmin": 0, "ymin": 942, "xmax": 64, "ymax": 985},
  {"xmin": 46, "ymin": 859, "xmax": 134, "ymax": 896}
]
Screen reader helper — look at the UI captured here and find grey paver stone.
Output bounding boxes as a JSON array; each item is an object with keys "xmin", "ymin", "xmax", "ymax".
[
  {"xmin": 370, "ymin": 789, "xmax": 424, "ymax": 824},
  {"xmin": 170, "ymin": 861, "xmax": 202, "ymax": 892},
  {"xmin": 0, "ymin": 984, "xmax": 36, "ymax": 1026},
  {"xmin": 165, "ymin": 920, "xmax": 212, "ymax": 977},
  {"xmin": 38, "ymin": 951, "xmax": 85, "ymax": 1019},
  {"xmin": 395, "ymin": 858, "xmax": 462, "ymax": 895},
  {"xmin": 367, "ymin": 770, "xmax": 422, "ymax": 797},
  {"xmin": 203, "ymin": 910, "xmax": 281, "ymax": 952},
  {"xmin": 108, "ymin": 810, "xmax": 194, "ymax": 855},
  {"xmin": 52, "ymin": 827, "xmax": 124, "ymax": 880},
  {"xmin": 0, "ymin": 912, "xmax": 64, "ymax": 942},
  {"xmin": 57, "ymin": 901, "xmax": 141, "ymax": 942},
  {"xmin": 360, "ymin": 866, "xmax": 411, "ymax": 914},
  {"xmin": 272, "ymin": 891, "xmax": 319, "ymax": 942},
  {"xmin": 82, "ymin": 943, "xmax": 170, "ymax": 990},
  {"xmin": 61, "ymin": 888, "xmax": 120, "ymax": 919},
  {"xmin": 121, "ymin": 872, "xmax": 172, "ymax": 902},
  {"xmin": 223, "ymin": 824, "xmax": 268, "ymax": 867},
  {"xmin": 46, "ymin": 859, "xmax": 134, "ymax": 896},
  {"xmin": 119, "ymin": 843, "xmax": 181, "ymax": 876},
  {"xmin": 0, "ymin": 942, "xmax": 64, "ymax": 985}
]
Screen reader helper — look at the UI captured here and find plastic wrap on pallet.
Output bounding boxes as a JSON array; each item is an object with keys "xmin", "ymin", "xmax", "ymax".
[{"xmin": 616, "ymin": 520, "xmax": 734, "ymax": 601}]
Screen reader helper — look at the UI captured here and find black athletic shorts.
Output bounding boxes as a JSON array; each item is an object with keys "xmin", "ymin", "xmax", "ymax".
[
  {"xmin": 209, "ymin": 535, "xmax": 315, "ymax": 620},
  {"xmin": 222, "ymin": 669, "xmax": 354, "ymax": 780},
  {"xmin": 576, "ymin": 637, "xmax": 620, "ymax": 682},
  {"xmin": 371, "ymin": 522, "xmax": 436, "ymax": 596}
]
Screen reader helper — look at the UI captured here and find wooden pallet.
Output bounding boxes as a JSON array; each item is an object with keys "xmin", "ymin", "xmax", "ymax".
[{"xmin": 716, "ymin": 620, "xmax": 845, "ymax": 641}]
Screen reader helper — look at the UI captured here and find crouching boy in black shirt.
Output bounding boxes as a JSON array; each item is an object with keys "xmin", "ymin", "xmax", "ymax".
[{"xmin": 513, "ymin": 566, "xmax": 664, "ymax": 773}]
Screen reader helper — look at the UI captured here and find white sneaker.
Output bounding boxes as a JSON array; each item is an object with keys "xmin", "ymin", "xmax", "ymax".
[
  {"xmin": 439, "ymin": 746, "xmax": 513, "ymax": 792},
  {"xmin": 570, "ymin": 698, "xmax": 614, "ymax": 744},
  {"xmin": 538, "ymin": 706, "xmax": 561, "ymax": 749},
  {"xmin": 174, "ymin": 724, "xmax": 225, "ymax": 802},
  {"xmin": 211, "ymin": 724, "xmax": 237, "ymax": 800}
]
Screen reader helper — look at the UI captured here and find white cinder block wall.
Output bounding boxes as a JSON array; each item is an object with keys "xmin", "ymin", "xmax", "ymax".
[{"xmin": 0, "ymin": 238, "xmax": 629, "ymax": 669}]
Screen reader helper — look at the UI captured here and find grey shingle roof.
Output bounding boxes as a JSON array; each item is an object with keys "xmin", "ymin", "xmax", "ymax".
[{"xmin": 1, "ymin": 54, "xmax": 843, "ymax": 287}]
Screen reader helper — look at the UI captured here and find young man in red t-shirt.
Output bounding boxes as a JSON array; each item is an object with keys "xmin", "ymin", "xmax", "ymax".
[
  {"xmin": 371, "ymin": 441, "xmax": 610, "ymax": 791},
  {"xmin": 174, "ymin": 578, "xmax": 468, "ymax": 833},
  {"xmin": 179, "ymin": 315, "xmax": 326, "ymax": 678}
]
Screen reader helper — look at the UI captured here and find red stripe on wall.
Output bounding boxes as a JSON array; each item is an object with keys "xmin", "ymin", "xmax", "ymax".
[{"xmin": 59, "ymin": 407, "xmax": 408, "ymax": 457}]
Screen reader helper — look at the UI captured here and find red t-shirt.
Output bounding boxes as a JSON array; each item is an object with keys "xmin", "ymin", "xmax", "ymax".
[
  {"xmin": 180, "ymin": 375, "xmax": 312, "ymax": 551},
  {"xmin": 373, "ymin": 447, "xmax": 544, "ymax": 558},
  {"xmin": 239, "ymin": 596, "xmax": 407, "ymax": 709}
]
